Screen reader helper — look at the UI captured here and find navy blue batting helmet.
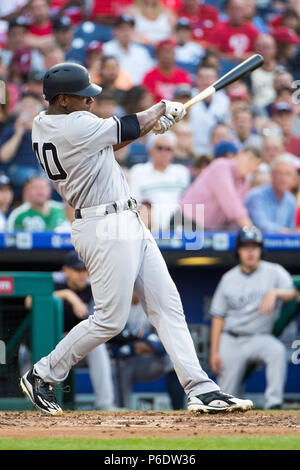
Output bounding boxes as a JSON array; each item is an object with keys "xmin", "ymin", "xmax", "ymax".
[
  {"xmin": 236, "ymin": 226, "xmax": 264, "ymax": 251},
  {"xmin": 43, "ymin": 62, "xmax": 102, "ymax": 102}
]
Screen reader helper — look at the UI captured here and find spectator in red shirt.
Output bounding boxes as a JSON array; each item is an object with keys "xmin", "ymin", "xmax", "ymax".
[
  {"xmin": 176, "ymin": 0, "xmax": 219, "ymax": 44},
  {"xmin": 272, "ymin": 102, "xmax": 300, "ymax": 158},
  {"xmin": 142, "ymin": 39, "xmax": 191, "ymax": 103},
  {"xmin": 25, "ymin": 0, "xmax": 54, "ymax": 51},
  {"xmin": 210, "ymin": 0, "xmax": 259, "ymax": 60}
]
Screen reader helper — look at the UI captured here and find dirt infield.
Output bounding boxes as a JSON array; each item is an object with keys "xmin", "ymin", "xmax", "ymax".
[{"xmin": 0, "ymin": 411, "xmax": 299, "ymax": 439}]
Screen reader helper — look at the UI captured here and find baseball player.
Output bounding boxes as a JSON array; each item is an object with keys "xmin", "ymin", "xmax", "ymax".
[
  {"xmin": 20, "ymin": 62, "xmax": 253, "ymax": 414},
  {"xmin": 210, "ymin": 226, "xmax": 299, "ymax": 409}
]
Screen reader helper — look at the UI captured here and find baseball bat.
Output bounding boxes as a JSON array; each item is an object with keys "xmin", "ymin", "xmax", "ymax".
[{"xmin": 183, "ymin": 54, "xmax": 264, "ymax": 110}]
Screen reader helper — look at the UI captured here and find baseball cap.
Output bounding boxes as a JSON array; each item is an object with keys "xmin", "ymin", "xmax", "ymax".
[
  {"xmin": 53, "ymin": 16, "xmax": 72, "ymax": 31},
  {"xmin": 173, "ymin": 84, "xmax": 192, "ymax": 99},
  {"xmin": 0, "ymin": 172, "xmax": 12, "ymax": 188},
  {"xmin": 272, "ymin": 101, "xmax": 293, "ymax": 115},
  {"xmin": 175, "ymin": 18, "xmax": 191, "ymax": 30},
  {"xmin": 156, "ymin": 39, "xmax": 177, "ymax": 55},
  {"xmin": 214, "ymin": 141, "xmax": 239, "ymax": 158},
  {"xmin": 86, "ymin": 40, "xmax": 103, "ymax": 53},
  {"xmin": 28, "ymin": 70, "xmax": 44, "ymax": 82},
  {"xmin": 115, "ymin": 14, "xmax": 135, "ymax": 27},
  {"xmin": 63, "ymin": 251, "xmax": 86, "ymax": 270},
  {"xmin": 272, "ymin": 27, "xmax": 300, "ymax": 45},
  {"xmin": 228, "ymin": 89, "xmax": 249, "ymax": 102}
]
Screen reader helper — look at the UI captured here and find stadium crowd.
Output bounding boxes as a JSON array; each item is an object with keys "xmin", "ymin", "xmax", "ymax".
[{"xmin": 0, "ymin": 0, "xmax": 300, "ymax": 232}]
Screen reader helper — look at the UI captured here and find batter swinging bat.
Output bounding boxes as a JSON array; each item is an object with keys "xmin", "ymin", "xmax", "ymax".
[
  {"xmin": 153, "ymin": 54, "xmax": 264, "ymax": 133},
  {"xmin": 183, "ymin": 54, "xmax": 264, "ymax": 110}
]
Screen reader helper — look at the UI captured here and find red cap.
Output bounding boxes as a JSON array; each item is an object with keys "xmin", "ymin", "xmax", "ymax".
[
  {"xmin": 272, "ymin": 26, "xmax": 300, "ymax": 45},
  {"xmin": 228, "ymin": 89, "xmax": 249, "ymax": 102},
  {"xmin": 86, "ymin": 40, "xmax": 103, "ymax": 53},
  {"xmin": 156, "ymin": 39, "xmax": 177, "ymax": 54}
]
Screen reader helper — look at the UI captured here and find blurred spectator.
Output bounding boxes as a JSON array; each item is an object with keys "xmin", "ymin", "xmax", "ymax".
[
  {"xmin": 192, "ymin": 154, "xmax": 212, "ymax": 180},
  {"xmin": 126, "ymin": 0, "xmax": 176, "ymax": 46},
  {"xmin": 85, "ymin": 40, "xmax": 103, "ymax": 82},
  {"xmin": 25, "ymin": 0, "xmax": 55, "ymax": 51},
  {"xmin": 175, "ymin": 0, "xmax": 219, "ymax": 44},
  {"xmin": 201, "ymin": 49, "xmax": 221, "ymax": 72},
  {"xmin": 54, "ymin": 203, "xmax": 74, "ymax": 233},
  {"xmin": 269, "ymin": 6, "xmax": 300, "ymax": 34},
  {"xmin": 210, "ymin": 0, "xmax": 259, "ymax": 60},
  {"xmin": 188, "ymin": 64, "xmax": 230, "ymax": 154},
  {"xmin": 129, "ymin": 132, "xmax": 190, "ymax": 230},
  {"xmin": 263, "ymin": 134, "xmax": 285, "ymax": 166},
  {"xmin": 179, "ymin": 147, "xmax": 262, "ymax": 230},
  {"xmin": 91, "ymin": 89, "xmax": 118, "ymax": 120},
  {"xmin": 251, "ymin": 34, "xmax": 281, "ymax": 109},
  {"xmin": 244, "ymin": 0, "xmax": 267, "ymax": 33},
  {"xmin": 210, "ymin": 123, "xmax": 233, "ymax": 151},
  {"xmin": 6, "ymin": 174, "xmax": 67, "ymax": 231},
  {"xmin": 231, "ymin": 107, "xmax": 263, "ymax": 149},
  {"xmin": 0, "ymin": 173, "xmax": 13, "ymax": 231},
  {"xmin": 142, "ymin": 38, "xmax": 191, "ymax": 102},
  {"xmin": 172, "ymin": 121, "xmax": 195, "ymax": 169},
  {"xmin": 53, "ymin": 251, "xmax": 117, "ymax": 410},
  {"xmin": 272, "ymin": 26, "xmax": 300, "ymax": 78},
  {"xmin": 102, "ymin": 14, "xmax": 154, "ymax": 85},
  {"xmin": 174, "ymin": 18, "xmax": 205, "ymax": 79},
  {"xmin": 98, "ymin": 56, "xmax": 130, "ymax": 103},
  {"xmin": 272, "ymin": 102, "xmax": 300, "ymax": 157},
  {"xmin": 0, "ymin": 17, "xmax": 30, "ymax": 68},
  {"xmin": 22, "ymin": 71, "xmax": 44, "ymax": 102},
  {"xmin": 43, "ymin": 44, "xmax": 65, "ymax": 71},
  {"xmin": 121, "ymin": 85, "xmax": 154, "ymax": 167},
  {"xmin": 213, "ymin": 141, "xmax": 238, "ymax": 159},
  {"xmin": 245, "ymin": 154, "xmax": 298, "ymax": 233},
  {"xmin": 52, "ymin": 16, "xmax": 74, "ymax": 55},
  {"xmin": 209, "ymin": 226, "xmax": 298, "ymax": 410},
  {"xmin": 0, "ymin": 92, "xmax": 43, "ymax": 196},
  {"xmin": 108, "ymin": 291, "xmax": 184, "ymax": 410},
  {"xmin": 227, "ymin": 87, "xmax": 250, "ymax": 115}
]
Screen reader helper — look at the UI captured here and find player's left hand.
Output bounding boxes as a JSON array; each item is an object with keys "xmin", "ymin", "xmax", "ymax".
[
  {"xmin": 259, "ymin": 289, "xmax": 277, "ymax": 315},
  {"xmin": 161, "ymin": 100, "xmax": 187, "ymax": 122}
]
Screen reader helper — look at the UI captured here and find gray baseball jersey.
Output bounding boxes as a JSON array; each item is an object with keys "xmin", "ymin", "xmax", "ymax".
[
  {"xmin": 31, "ymin": 111, "xmax": 130, "ymax": 208},
  {"xmin": 209, "ymin": 260, "xmax": 294, "ymax": 335}
]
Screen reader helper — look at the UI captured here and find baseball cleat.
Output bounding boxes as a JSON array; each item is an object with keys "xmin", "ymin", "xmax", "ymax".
[
  {"xmin": 188, "ymin": 390, "xmax": 253, "ymax": 413},
  {"xmin": 20, "ymin": 368, "xmax": 63, "ymax": 415}
]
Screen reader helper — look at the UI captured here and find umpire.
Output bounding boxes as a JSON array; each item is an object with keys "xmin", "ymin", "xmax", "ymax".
[{"xmin": 209, "ymin": 226, "xmax": 299, "ymax": 409}]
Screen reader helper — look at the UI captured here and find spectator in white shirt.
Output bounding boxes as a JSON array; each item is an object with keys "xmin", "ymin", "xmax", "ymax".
[
  {"xmin": 188, "ymin": 64, "xmax": 230, "ymax": 154},
  {"xmin": 102, "ymin": 14, "xmax": 154, "ymax": 85},
  {"xmin": 174, "ymin": 18, "xmax": 205, "ymax": 80},
  {"xmin": 129, "ymin": 132, "xmax": 190, "ymax": 231}
]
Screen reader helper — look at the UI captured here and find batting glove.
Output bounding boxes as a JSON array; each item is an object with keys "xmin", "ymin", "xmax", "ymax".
[
  {"xmin": 153, "ymin": 114, "xmax": 176, "ymax": 134},
  {"xmin": 161, "ymin": 100, "xmax": 186, "ymax": 122}
]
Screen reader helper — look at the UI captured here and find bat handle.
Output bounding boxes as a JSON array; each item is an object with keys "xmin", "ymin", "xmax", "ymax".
[{"xmin": 183, "ymin": 85, "xmax": 216, "ymax": 110}]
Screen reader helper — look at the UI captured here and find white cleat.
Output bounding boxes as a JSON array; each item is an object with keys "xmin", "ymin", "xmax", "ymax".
[{"xmin": 188, "ymin": 390, "xmax": 253, "ymax": 413}]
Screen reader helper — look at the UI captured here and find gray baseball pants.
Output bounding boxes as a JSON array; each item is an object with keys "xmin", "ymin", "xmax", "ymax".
[
  {"xmin": 35, "ymin": 208, "xmax": 218, "ymax": 398},
  {"xmin": 217, "ymin": 332, "xmax": 287, "ymax": 408}
]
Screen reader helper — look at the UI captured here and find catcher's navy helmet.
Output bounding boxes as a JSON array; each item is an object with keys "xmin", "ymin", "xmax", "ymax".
[
  {"xmin": 43, "ymin": 62, "xmax": 102, "ymax": 102},
  {"xmin": 235, "ymin": 226, "xmax": 264, "ymax": 250}
]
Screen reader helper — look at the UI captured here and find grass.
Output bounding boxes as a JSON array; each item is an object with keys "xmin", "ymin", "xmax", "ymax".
[{"xmin": 0, "ymin": 436, "xmax": 300, "ymax": 450}]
